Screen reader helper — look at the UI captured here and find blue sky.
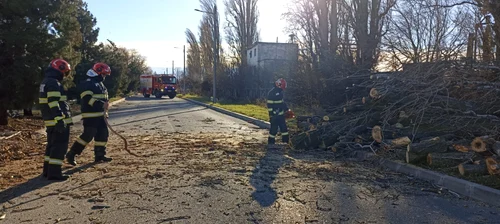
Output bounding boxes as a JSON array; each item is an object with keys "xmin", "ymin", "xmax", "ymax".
[{"xmin": 85, "ymin": 0, "xmax": 291, "ymax": 74}]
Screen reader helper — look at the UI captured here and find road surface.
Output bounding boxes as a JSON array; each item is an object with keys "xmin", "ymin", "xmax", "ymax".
[{"xmin": 0, "ymin": 96, "xmax": 499, "ymax": 224}]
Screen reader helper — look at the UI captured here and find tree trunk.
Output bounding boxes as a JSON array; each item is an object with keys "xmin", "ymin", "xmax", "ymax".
[
  {"xmin": 427, "ymin": 152, "xmax": 473, "ymax": 168},
  {"xmin": 458, "ymin": 161, "xmax": 488, "ymax": 176},
  {"xmin": 406, "ymin": 151, "xmax": 425, "ymax": 164},
  {"xmin": 0, "ymin": 107, "xmax": 7, "ymax": 125},
  {"xmin": 329, "ymin": 0, "xmax": 339, "ymax": 54},
  {"xmin": 407, "ymin": 138, "xmax": 449, "ymax": 155}
]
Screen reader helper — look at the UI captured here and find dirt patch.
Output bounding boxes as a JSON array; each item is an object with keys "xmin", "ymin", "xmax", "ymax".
[{"xmin": 0, "ymin": 118, "xmax": 45, "ymax": 165}]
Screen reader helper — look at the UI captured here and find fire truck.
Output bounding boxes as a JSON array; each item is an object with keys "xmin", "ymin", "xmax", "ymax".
[{"xmin": 140, "ymin": 74, "xmax": 178, "ymax": 99}]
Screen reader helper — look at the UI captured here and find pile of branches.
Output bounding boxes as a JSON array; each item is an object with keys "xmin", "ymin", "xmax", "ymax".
[{"xmin": 291, "ymin": 61, "xmax": 500, "ymax": 176}]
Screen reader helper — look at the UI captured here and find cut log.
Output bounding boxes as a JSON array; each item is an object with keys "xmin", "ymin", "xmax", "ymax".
[
  {"xmin": 453, "ymin": 144, "xmax": 471, "ymax": 153},
  {"xmin": 392, "ymin": 148, "xmax": 408, "ymax": 161},
  {"xmin": 485, "ymin": 157, "xmax": 500, "ymax": 175},
  {"xmin": 471, "ymin": 136, "xmax": 496, "ymax": 157},
  {"xmin": 369, "ymin": 88, "xmax": 381, "ymax": 99},
  {"xmin": 492, "ymin": 141, "xmax": 500, "ymax": 156},
  {"xmin": 427, "ymin": 152, "xmax": 473, "ymax": 168},
  {"xmin": 458, "ymin": 161, "xmax": 488, "ymax": 176},
  {"xmin": 362, "ymin": 97, "xmax": 372, "ymax": 104},
  {"xmin": 407, "ymin": 139, "xmax": 449, "ymax": 155},
  {"xmin": 391, "ymin": 137, "xmax": 411, "ymax": 147},
  {"xmin": 372, "ymin": 126, "xmax": 382, "ymax": 143},
  {"xmin": 406, "ymin": 151, "xmax": 426, "ymax": 164}
]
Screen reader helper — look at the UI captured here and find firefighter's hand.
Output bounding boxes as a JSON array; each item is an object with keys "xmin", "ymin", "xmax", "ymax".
[
  {"xmin": 55, "ymin": 120, "xmax": 66, "ymax": 133},
  {"xmin": 105, "ymin": 111, "xmax": 109, "ymax": 118}
]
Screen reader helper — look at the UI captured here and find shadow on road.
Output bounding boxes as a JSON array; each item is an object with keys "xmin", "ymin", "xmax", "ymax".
[
  {"xmin": 0, "ymin": 162, "xmax": 96, "ymax": 209},
  {"xmin": 249, "ymin": 148, "xmax": 291, "ymax": 207}
]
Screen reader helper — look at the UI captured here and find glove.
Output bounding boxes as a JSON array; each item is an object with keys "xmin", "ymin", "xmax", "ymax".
[
  {"xmin": 55, "ymin": 120, "xmax": 67, "ymax": 133},
  {"xmin": 285, "ymin": 110, "xmax": 295, "ymax": 119},
  {"xmin": 105, "ymin": 111, "xmax": 109, "ymax": 118}
]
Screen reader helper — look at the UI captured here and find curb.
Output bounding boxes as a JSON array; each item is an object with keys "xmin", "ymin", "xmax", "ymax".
[
  {"xmin": 182, "ymin": 98, "xmax": 270, "ymax": 129},
  {"xmin": 355, "ymin": 151, "xmax": 500, "ymax": 207}
]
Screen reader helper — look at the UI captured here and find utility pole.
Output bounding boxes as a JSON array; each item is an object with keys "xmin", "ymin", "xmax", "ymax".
[
  {"xmin": 183, "ymin": 45, "xmax": 186, "ymax": 93},
  {"xmin": 172, "ymin": 60, "xmax": 174, "ymax": 76},
  {"xmin": 194, "ymin": 4, "xmax": 218, "ymax": 103},
  {"xmin": 212, "ymin": 4, "xmax": 218, "ymax": 103}
]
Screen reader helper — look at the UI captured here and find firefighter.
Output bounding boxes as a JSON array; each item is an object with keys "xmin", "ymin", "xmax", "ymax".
[
  {"xmin": 66, "ymin": 63, "xmax": 112, "ymax": 166},
  {"xmin": 39, "ymin": 59, "xmax": 73, "ymax": 181},
  {"xmin": 267, "ymin": 78, "xmax": 292, "ymax": 147}
]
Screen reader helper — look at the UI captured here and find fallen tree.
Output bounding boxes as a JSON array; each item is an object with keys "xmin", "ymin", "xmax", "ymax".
[{"xmin": 290, "ymin": 61, "xmax": 500, "ymax": 176}]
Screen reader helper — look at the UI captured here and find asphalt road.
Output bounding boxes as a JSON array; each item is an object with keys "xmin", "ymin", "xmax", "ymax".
[{"xmin": 0, "ymin": 96, "xmax": 499, "ymax": 224}]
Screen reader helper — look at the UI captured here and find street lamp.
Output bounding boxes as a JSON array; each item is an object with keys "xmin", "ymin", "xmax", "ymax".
[
  {"xmin": 174, "ymin": 45, "xmax": 186, "ymax": 94},
  {"xmin": 195, "ymin": 6, "xmax": 218, "ymax": 103}
]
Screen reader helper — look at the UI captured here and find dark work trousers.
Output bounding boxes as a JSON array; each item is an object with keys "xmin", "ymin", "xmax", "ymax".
[
  {"xmin": 43, "ymin": 126, "xmax": 70, "ymax": 178},
  {"xmin": 268, "ymin": 115, "xmax": 289, "ymax": 144},
  {"xmin": 69, "ymin": 118, "xmax": 109, "ymax": 157}
]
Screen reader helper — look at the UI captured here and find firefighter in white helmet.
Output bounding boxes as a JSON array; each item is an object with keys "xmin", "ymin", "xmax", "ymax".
[{"xmin": 66, "ymin": 63, "xmax": 112, "ymax": 165}]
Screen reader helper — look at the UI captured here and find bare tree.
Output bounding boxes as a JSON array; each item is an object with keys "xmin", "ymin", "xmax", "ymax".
[
  {"xmin": 344, "ymin": 0, "xmax": 397, "ymax": 70},
  {"xmin": 224, "ymin": 0, "xmax": 260, "ymax": 66},
  {"xmin": 383, "ymin": 0, "xmax": 473, "ymax": 69},
  {"xmin": 425, "ymin": 0, "xmax": 500, "ymax": 63},
  {"xmin": 185, "ymin": 29, "xmax": 202, "ymax": 82}
]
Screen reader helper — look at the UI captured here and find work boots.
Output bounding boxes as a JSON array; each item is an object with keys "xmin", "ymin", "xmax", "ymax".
[
  {"xmin": 47, "ymin": 165, "xmax": 70, "ymax": 181},
  {"xmin": 65, "ymin": 151, "xmax": 78, "ymax": 166},
  {"xmin": 95, "ymin": 156, "xmax": 112, "ymax": 163},
  {"xmin": 41, "ymin": 162, "xmax": 48, "ymax": 178}
]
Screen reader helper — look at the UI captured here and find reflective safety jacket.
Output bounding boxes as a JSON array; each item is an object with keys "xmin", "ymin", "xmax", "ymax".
[
  {"xmin": 79, "ymin": 75, "xmax": 109, "ymax": 119},
  {"xmin": 267, "ymin": 87, "xmax": 289, "ymax": 118},
  {"xmin": 39, "ymin": 68, "xmax": 72, "ymax": 127}
]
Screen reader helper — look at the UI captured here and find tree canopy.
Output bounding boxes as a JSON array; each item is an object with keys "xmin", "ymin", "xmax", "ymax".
[{"xmin": 0, "ymin": 0, "xmax": 152, "ymax": 125}]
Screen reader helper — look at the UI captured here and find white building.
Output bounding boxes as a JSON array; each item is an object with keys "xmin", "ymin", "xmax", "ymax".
[{"xmin": 245, "ymin": 42, "xmax": 298, "ymax": 97}]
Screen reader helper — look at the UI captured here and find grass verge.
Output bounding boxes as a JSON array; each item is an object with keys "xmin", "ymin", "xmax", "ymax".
[{"xmin": 179, "ymin": 94, "xmax": 270, "ymax": 122}]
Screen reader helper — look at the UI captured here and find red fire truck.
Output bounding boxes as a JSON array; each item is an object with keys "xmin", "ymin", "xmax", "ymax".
[{"xmin": 140, "ymin": 74, "xmax": 178, "ymax": 99}]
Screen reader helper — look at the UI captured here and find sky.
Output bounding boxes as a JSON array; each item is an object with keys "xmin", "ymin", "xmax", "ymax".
[{"xmin": 85, "ymin": 0, "xmax": 292, "ymax": 74}]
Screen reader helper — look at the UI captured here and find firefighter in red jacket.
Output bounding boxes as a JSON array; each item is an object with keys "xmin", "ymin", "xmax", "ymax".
[
  {"xmin": 39, "ymin": 59, "xmax": 73, "ymax": 181},
  {"xmin": 267, "ymin": 78, "xmax": 293, "ymax": 147},
  {"xmin": 66, "ymin": 63, "xmax": 112, "ymax": 165}
]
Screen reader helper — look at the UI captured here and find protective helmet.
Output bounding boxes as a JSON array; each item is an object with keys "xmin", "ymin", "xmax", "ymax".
[
  {"xmin": 275, "ymin": 78, "xmax": 287, "ymax": 90},
  {"xmin": 92, "ymin": 63, "xmax": 111, "ymax": 76},
  {"xmin": 49, "ymin": 59, "xmax": 71, "ymax": 75}
]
